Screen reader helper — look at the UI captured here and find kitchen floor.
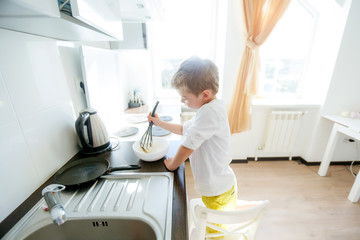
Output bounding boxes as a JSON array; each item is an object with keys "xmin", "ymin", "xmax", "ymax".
[{"xmin": 185, "ymin": 160, "xmax": 360, "ymax": 240}]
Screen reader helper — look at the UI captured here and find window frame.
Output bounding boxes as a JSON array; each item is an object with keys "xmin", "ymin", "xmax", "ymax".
[
  {"xmin": 147, "ymin": 0, "xmax": 220, "ymax": 100},
  {"xmin": 256, "ymin": 0, "xmax": 319, "ymax": 99}
]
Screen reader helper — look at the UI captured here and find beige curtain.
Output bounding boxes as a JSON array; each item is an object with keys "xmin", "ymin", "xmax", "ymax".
[{"xmin": 228, "ymin": 0, "xmax": 291, "ymax": 134}]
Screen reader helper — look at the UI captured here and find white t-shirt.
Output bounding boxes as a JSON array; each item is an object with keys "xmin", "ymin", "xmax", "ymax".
[{"xmin": 182, "ymin": 99, "xmax": 236, "ymax": 196}]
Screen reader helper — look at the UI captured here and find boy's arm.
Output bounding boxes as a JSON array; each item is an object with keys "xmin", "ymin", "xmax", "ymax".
[
  {"xmin": 148, "ymin": 113, "xmax": 183, "ymax": 135},
  {"xmin": 158, "ymin": 121, "xmax": 183, "ymax": 135},
  {"xmin": 164, "ymin": 145, "xmax": 193, "ymax": 171}
]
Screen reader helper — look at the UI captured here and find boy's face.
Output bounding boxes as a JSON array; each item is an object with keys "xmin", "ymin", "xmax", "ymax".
[{"xmin": 177, "ymin": 88, "xmax": 204, "ymax": 109}]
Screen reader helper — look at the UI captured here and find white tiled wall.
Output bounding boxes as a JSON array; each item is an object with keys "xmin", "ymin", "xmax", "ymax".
[{"xmin": 0, "ymin": 29, "xmax": 78, "ymax": 222}]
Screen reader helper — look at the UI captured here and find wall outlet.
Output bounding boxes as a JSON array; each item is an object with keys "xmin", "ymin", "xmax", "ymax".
[{"xmin": 73, "ymin": 78, "xmax": 85, "ymax": 94}]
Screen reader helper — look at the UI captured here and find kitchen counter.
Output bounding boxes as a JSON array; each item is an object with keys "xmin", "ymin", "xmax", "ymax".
[
  {"xmin": 105, "ymin": 103, "xmax": 182, "ymax": 143},
  {"xmin": 0, "ymin": 141, "xmax": 188, "ymax": 240},
  {"xmin": 111, "ymin": 113, "xmax": 181, "ymax": 142}
]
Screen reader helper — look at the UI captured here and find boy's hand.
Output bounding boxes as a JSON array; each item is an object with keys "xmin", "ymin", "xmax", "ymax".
[
  {"xmin": 164, "ymin": 157, "xmax": 177, "ymax": 171},
  {"xmin": 164, "ymin": 145, "xmax": 193, "ymax": 172},
  {"xmin": 147, "ymin": 112, "xmax": 161, "ymax": 126}
]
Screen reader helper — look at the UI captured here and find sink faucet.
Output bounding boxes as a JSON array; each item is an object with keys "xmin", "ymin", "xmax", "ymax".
[{"xmin": 42, "ymin": 184, "xmax": 67, "ymax": 225}]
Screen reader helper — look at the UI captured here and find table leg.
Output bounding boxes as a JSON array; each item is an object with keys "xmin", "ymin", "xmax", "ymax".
[
  {"xmin": 318, "ymin": 124, "xmax": 341, "ymax": 176},
  {"xmin": 348, "ymin": 169, "xmax": 360, "ymax": 202}
]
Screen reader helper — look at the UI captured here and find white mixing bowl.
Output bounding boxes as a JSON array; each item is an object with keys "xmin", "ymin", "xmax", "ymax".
[{"xmin": 132, "ymin": 137, "xmax": 169, "ymax": 162}]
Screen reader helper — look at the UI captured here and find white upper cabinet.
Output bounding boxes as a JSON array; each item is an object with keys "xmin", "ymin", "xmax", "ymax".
[
  {"xmin": 0, "ymin": 0, "xmax": 59, "ymax": 17},
  {"xmin": 110, "ymin": 23, "xmax": 147, "ymax": 49},
  {"xmin": 0, "ymin": 0, "xmax": 163, "ymax": 42},
  {"xmin": 0, "ymin": 0, "xmax": 123, "ymax": 41},
  {"xmin": 119, "ymin": 0, "xmax": 164, "ymax": 22},
  {"xmin": 70, "ymin": 0, "xmax": 123, "ymax": 39}
]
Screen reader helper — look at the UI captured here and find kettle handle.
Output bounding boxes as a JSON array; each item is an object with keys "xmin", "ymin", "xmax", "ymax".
[{"xmin": 75, "ymin": 112, "xmax": 94, "ymax": 151}]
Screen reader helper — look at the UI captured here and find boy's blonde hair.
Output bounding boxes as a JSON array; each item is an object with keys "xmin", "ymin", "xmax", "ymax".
[{"xmin": 171, "ymin": 56, "xmax": 219, "ymax": 96}]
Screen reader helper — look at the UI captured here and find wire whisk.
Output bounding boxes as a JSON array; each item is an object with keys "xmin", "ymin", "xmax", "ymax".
[{"xmin": 140, "ymin": 101, "xmax": 159, "ymax": 152}]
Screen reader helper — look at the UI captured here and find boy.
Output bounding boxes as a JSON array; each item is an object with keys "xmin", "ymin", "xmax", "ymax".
[{"xmin": 148, "ymin": 56, "xmax": 237, "ymax": 223}]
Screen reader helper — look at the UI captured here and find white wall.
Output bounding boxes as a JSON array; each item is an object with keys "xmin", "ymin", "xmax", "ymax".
[
  {"xmin": 0, "ymin": 30, "xmax": 154, "ymax": 223},
  {"xmin": 229, "ymin": 105, "xmax": 320, "ymax": 160},
  {"xmin": 221, "ymin": 0, "xmax": 357, "ymax": 162},
  {"xmin": 221, "ymin": 0, "xmax": 244, "ymax": 107},
  {"xmin": 116, "ymin": 49, "xmax": 153, "ymax": 107},
  {"xmin": 58, "ymin": 42, "xmax": 153, "ymax": 119},
  {"xmin": 322, "ymin": 0, "xmax": 360, "ymax": 116},
  {"xmin": 301, "ymin": 0, "xmax": 351, "ymax": 104},
  {"xmin": 311, "ymin": 0, "xmax": 360, "ymax": 162},
  {"xmin": 222, "ymin": 0, "xmax": 322, "ymax": 160},
  {"xmin": 57, "ymin": 41, "xmax": 112, "ymax": 115},
  {"xmin": 0, "ymin": 29, "xmax": 79, "ymax": 222}
]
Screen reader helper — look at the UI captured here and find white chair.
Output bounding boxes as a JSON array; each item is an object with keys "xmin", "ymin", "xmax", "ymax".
[{"xmin": 189, "ymin": 198, "xmax": 270, "ymax": 240}]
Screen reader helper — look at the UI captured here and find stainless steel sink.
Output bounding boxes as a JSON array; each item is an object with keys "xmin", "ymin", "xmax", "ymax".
[
  {"xmin": 3, "ymin": 172, "xmax": 173, "ymax": 240},
  {"xmin": 24, "ymin": 219, "xmax": 156, "ymax": 240}
]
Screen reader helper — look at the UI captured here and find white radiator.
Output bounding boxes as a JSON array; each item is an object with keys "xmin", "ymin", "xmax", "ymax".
[{"xmin": 258, "ymin": 111, "xmax": 304, "ymax": 160}]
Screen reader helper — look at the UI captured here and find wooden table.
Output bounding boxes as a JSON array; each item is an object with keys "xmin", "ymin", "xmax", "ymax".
[{"xmin": 318, "ymin": 115, "xmax": 360, "ymax": 202}]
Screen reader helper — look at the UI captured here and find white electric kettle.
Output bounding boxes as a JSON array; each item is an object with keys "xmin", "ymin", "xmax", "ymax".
[{"xmin": 75, "ymin": 108, "xmax": 111, "ymax": 154}]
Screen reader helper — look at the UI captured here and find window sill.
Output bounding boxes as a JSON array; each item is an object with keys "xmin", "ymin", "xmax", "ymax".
[{"xmin": 252, "ymin": 97, "xmax": 321, "ymax": 109}]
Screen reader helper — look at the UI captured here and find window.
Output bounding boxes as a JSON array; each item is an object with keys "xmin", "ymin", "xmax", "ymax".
[
  {"xmin": 148, "ymin": 0, "xmax": 218, "ymax": 99},
  {"xmin": 258, "ymin": 0, "xmax": 317, "ymax": 97}
]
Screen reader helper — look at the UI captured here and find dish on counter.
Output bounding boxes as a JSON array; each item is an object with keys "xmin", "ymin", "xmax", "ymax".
[
  {"xmin": 160, "ymin": 115, "xmax": 173, "ymax": 122},
  {"xmin": 126, "ymin": 114, "xmax": 147, "ymax": 124},
  {"xmin": 152, "ymin": 126, "xmax": 171, "ymax": 136},
  {"xmin": 114, "ymin": 127, "xmax": 139, "ymax": 137}
]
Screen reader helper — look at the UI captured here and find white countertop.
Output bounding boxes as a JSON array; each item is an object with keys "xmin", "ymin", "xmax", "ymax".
[{"xmin": 109, "ymin": 113, "xmax": 182, "ymax": 143}]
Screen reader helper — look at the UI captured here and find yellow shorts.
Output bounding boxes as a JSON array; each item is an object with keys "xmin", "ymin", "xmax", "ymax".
[{"xmin": 201, "ymin": 185, "xmax": 237, "ymax": 237}]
